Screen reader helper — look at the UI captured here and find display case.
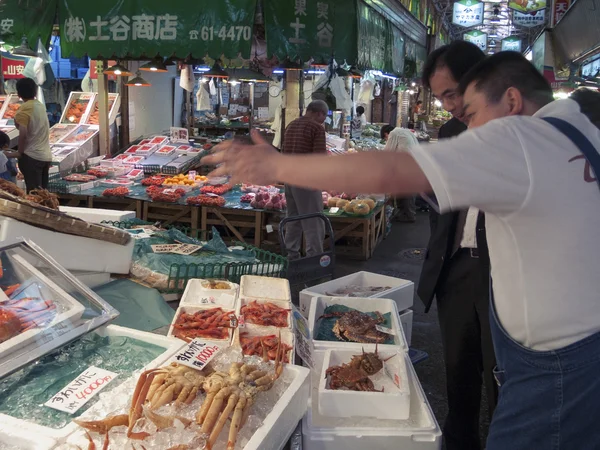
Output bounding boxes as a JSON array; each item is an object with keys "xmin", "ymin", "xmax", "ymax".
[
  {"xmin": 61, "ymin": 92, "xmax": 95, "ymax": 125},
  {"xmin": 0, "ymin": 240, "xmax": 118, "ymax": 379},
  {"xmin": 0, "ymin": 95, "xmax": 8, "ymax": 119},
  {"xmin": 86, "ymin": 93, "xmax": 120, "ymax": 126},
  {"xmin": 1, "ymin": 95, "xmax": 22, "ymax": 121},
  {"xmin": 49, "ymin": 124, "xmax": 78, "ymax": 145}
]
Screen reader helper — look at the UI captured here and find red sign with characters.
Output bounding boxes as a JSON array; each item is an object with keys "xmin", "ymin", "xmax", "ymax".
[
  {"xmin": 552, "ymin": 0, "xmax": 570, "ymax": 26},
  {"xmin": 90, "ymin": 60, "xmax": 117, "ymax": 80},
  {"xmin": 1, "ymin": 55, "xmax": 26, "ymax": 79}
]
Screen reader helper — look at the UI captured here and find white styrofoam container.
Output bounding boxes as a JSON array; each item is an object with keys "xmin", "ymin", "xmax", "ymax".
[
  {"xmin": 0, "ymin": 428, "xmax": 56, "ymax": 450},
  {"xmin": 180, "ymin": 278, "xmax": 239, "ymax": 309},
  {"xmin": 234, "ymin": 323, "xmax": 295, "ymax": 363},
  {"xmin": 71, "ymin": 270, "xmax": 111, "ymax": 289},
  {"xmin": 303, "ymin": 351, "xmax": 442, "ymax": 450},
  {"xmin": 239, "ymin": 297, "xmax": 293, "ymax": 330},
  {"xmin": 0, "ymin": 324, "xmax": 184, "ymax": 442},
  {"xmin": 400, "ymin": 309, "xmax": 414, "ymax": 347},
  {"xmin": 308, "ymin": 296, "xmax": 407, "ymax": 352},
  {"xmin": 0, "ymin": 217, "xmax": 134, "ymax": 274},
  {"xmin": 168, "ymin": 305, "xmax": 236, "ymax": 343},
  {"xmin": 318, "ymin": 348, "xmax": 410, "ymax": 421},
  {"xmin": 299, "ymin": 271, "xmax": 414, "ymax": 318},
  {"xmin": 240, "ymin": 275, "xmax": 292, "ymax": 302}
]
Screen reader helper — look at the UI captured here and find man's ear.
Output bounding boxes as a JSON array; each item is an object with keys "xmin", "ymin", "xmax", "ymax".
[{"xmin": 504, "ymin": 87, "xmax": 524, "ymax": 116}]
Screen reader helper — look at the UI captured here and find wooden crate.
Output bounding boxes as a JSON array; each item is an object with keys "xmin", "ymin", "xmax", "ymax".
[
  {"xmin": 201, "ymin": 206, "xmax": 263, "ymax": 247},
  {"xmin": 57, "ymin": 193, "xmax": 89, "ymax": 208},
  {"xmin": 142, "ymin": 201, "xmax": 200, "ymax": 235},
  {"xmin": 88, "ymin": 196, "xmax": 143, "ymax": 217}
]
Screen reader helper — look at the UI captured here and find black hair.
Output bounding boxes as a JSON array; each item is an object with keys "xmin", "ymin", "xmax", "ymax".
[
  {"xmin": 380, "ymin": 125, "xmax": 395, "ymax": 140},
  {"xmin": 570, "ymin": 88, "xmax": 600, "ymax": 131},
  {"xmin": 356, "ymin": 106, "xmax": 365, "ymax": 115},
  {"xmin": 416, "ymin": 100, "xmax": 423, "ymax": 105},
  {"xmin": 16, "ymin": 77, "xmax": 37, "ymax": 100},
  {"xmin": 0, "ymin": 131, "xmax": 9, "ymax": 148},
  {"xmin": 458, "ymin": 51, "xmax": 553, "ymax": 108},
  {"xmin": 422, "ymin": 41, "xmax": 486, "ymax": 89}
]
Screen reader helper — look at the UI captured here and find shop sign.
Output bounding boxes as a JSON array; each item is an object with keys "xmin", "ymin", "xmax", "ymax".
[
  {"xmin": 59, "ymin": 0, "xmax": 257, "ymax": 59},
  {"xmin": 582, "ymin": 58, "xmax": 600, "ymax": 78},
  {"xmin": 463, "ymin": 30, "xmax": 487, "ymax": 51},
  {"xmin": 508, "ymin": 0, "xmax": 547, "ymax": 13},
  {"xmin": 452, "ymin": 0, "xmax": 484, "ymax": 28},
  {"xmin": 551, "ymin": 0, "xmax": 570, "ymax": 26},
  {"xmin": 513, "ymin": 10, "xmax": 546, "ymax": 27},
  {"xmin": 0, "ymin": 0, "xmax": 57, "ymax": 49},
  {"xmin": 357, "ymin": 2, "xmax": 390, "ymax": 71},
  {"xmin": 264, "ymin": 0, "xmax": 357, "ymax": 66},
  {"xmin": 502, "ymin": 37, "xmax": 522, "ymax": 52},
  {"xmin": 1, "ymin": 54, "xmax": 26, "ymax": 79},
  {"xmin": 532, "ymin": 32, "xmax": 546, "ymax": 73}
]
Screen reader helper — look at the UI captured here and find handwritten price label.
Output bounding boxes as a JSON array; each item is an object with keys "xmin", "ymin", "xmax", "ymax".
[
  {"xmin": 45, "ymin": 367, "xmax": 117, "ymax": 414},
  {"xmin": 151, "ymin": 244, "xmax": 181, "ymax": 253},
  {"xmin": 171, "ymin": 339, "xmax": 224, "ymax": 371},
  {"xmin": 173, "ymin": 244, "xmax": 203, "ymax": 255}
]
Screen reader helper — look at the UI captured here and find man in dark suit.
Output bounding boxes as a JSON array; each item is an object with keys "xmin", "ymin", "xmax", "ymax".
[{"xmin": 418, "ymin": 41, "xmax": 497, "ymax": 450}]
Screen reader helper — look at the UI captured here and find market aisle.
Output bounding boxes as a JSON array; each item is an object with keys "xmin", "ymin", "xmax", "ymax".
[{"xmin": 335, "ymin": 212, "xmax": 491, "ymax": 447}]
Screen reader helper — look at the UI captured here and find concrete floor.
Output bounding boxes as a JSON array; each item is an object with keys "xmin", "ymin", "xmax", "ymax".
[{"xmin": 335, "ymin": 211, "xmax": 491, "ymax": 448}]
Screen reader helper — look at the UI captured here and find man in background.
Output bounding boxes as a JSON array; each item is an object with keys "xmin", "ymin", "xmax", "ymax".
[
  {"xmin": 282, "ymin": 100, "xmax": 328, "ymax": 260},
  {"xmin": 418, "ymin": 41, "xmax": 497, "ymax": 450}
]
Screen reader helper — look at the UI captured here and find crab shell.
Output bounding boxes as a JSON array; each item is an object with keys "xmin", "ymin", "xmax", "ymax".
[{"xmin": 332, "ymin": 311, "xmax": 388, "ymax": 344}]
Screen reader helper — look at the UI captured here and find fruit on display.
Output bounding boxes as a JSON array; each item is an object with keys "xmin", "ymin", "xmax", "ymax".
[
  {"xmin": 250, "ymin": 191, "xmax": 286, "ymax": 210},
  {"xmin": 344, "ymin": 201, "xmax": 356, "ymax": 214},
  {"xmin": 353, "ymin": 201, "xmax": 371, "ymax": 215},
  {"xmin": 102, "ymin": 187, "xmax": 129, "ymax": 197},
  {"xmin": 146, "ymin": 186, "xmax": 186, "ymax": 203},
  {"xmin": 163, "ymin": 173, "xmax": 206, "ymax": 186},
  {"xmin": 336, "ymin": 199, "xmax": 350, "ymax": 209},
  {"xmin": 63, "ymin": 174, "xmax": 97, "ymax": 182},
  {"xmin": 363, "ymin": 198, "xmax": 376, "ymax": 210},
  {"xmin": 328, "ymin": 197, "xmax": 340, "ymax": 208},
  {"xmin": 240, "ymin": 193, "xmax": 254, "ymax": 203},
  {"xmin": 200, "ymin": 184, "xmax": 232, "ymax": 195},
  {"xmin": 186, "ymin": 194, "xmax": 226, "ymax": 207},
  {"xmin": 322, "ymin": 191, "xmax": 332, "ymax": 207},
  {"xmin": 87, "ymin": 168, "xmax": 109, "ymax": 178},
  {"xmin": 141, "ymin": 175, "xmax": 167, "ymax": 186}
]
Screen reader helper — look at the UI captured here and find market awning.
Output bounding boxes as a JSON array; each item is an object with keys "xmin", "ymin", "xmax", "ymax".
[
  {"xmin": 58, "ymin": 0, "xmax": 258, "ymax": 60},
  {"xmin": 0, "ymin": 0, "xmax": 57, "ymax": 49},
  {"xmin": 552, "ymin": 0, "xmax": 600, "ymax": 65}
]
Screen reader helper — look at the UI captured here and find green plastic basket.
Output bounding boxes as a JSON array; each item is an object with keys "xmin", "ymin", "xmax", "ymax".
[{"xmin": 102, "ymin": 220, "xmax": 288, "ymax": 293}]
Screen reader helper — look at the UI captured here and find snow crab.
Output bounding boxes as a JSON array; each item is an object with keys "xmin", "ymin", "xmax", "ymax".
[{"xmin": 318, "ymin": 310, "xmax": 389, "ymax": 344}]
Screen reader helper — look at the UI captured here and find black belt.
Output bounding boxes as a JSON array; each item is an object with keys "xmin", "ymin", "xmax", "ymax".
[{"xmin": 456, "ymin": 247, "xmax": 479, "ymax": 258}]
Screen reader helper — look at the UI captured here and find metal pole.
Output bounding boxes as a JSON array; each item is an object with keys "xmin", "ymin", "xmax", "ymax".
[
  {"xmin": 119, "ymin": 75, "xmax": 130, "ymax": 149},
  {"xmin": 350, "ymin": 79, "xmax": 355, "ymax": 138},
  {"xmin": 97, "ymin": 60, "xmax": 110, "ymax": 156},
  {"xmin": 249, "ymin": 81, "xmax": 255, "ymax": 130}
]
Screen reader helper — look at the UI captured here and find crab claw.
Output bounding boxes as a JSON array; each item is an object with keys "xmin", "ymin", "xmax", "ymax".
[{"xmin": 127, "ymin": 368, "xmax": 160, "ymax": 440}]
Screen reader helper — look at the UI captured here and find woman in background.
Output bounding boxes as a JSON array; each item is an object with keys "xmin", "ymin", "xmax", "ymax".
[{"xmin": 0, "ymin": 131, "xmax": 18, "ymax": 182}]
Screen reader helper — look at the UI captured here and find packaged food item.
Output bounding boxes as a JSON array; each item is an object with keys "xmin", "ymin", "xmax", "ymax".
[{"xmin": 186, "ymin": 194, "xmax": 226, "ymax": 207}]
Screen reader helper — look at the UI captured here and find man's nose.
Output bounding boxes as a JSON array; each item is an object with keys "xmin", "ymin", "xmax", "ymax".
[{"xmin": 442, "ymin": 99, "xmax": 455, "ymax": 113}]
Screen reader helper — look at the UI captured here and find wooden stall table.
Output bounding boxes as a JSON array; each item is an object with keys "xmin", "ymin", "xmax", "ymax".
[
  {"xmin": 201, "ymin": 206, "xmax": 263, "ymax": 247},
  {"xmin": 56, "ymin": 193, "xmax": 89, "ymax": 208},
  {"xmin": 88, "ymin": 196, "xmax": 143, "ymax": 218},
  {"xmin": 142, "ymin": 202, "xmax": 200, "ymax": 236}
]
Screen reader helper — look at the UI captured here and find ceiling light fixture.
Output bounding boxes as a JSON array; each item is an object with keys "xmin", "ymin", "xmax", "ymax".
[
  {"xmin": 105, "ymin": 62, "xmax": 133, "ymax": 77},
  {"xmin": 140, "ymin": 58, "xmax": 168, "ymax": 73},
  {"xmin": 11, "ymin": 35, "xmax": 37, "ymax": 57},
  {"xmin": 125, "ymin": 71, "xmax": 151, "ymax": 87}
]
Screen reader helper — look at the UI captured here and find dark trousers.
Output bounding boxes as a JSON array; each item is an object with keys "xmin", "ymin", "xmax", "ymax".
[
  {"xmin": 19, "ymin": 153, "xmax": 50, "ymax": 193},
  {"xmin": 436, "ymin": 249, "xmax": 497, "ymax": 450}
]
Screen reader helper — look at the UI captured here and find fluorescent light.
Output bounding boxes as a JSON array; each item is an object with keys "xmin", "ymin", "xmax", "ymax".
[
  {"xmin": 306, "ymin": 70, "xmax": 325, "ymax": 74},
  {"xmin": 196, "ymin": 67, "xmax": 210, "ymax": 72},
  {"xmin": 273, "ymin": 69, "xmax": 284, "ymax": 74}
]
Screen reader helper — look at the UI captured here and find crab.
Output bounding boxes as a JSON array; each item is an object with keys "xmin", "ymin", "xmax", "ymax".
[
  {"xmin": 318, "ymin": 310, "xmax": 389, "ymax": 344},
  {"xmin": 325, "ymin": 346, "xmax": 390, "ymax": 392}
]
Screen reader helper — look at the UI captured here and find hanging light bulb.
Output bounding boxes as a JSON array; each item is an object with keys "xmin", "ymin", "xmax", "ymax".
[
  {"xmin": 140, "ymin": 58, "xmax": 168, "ymax": 73},
  {"xmin": 125, "ymin": 71, "xmax": 151, "ymax": 87},
  {"xmin": 105, "ymin": 62, "xmax": 133, "ymax": 77},
  {"xmin": 11, "ymin": 35, "xmax": 37, "ymax": 57}
]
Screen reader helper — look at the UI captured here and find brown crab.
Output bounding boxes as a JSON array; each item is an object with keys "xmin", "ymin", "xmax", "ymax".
[
  {"xmin": 325, "ymin": 346, "xmax": 390, "ymax": 391},
  {"xmin": 319, "ymin": 310, "xmax": 389, "ymax": 344}
]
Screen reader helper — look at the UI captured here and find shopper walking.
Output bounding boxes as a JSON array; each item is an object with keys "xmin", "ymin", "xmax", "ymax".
[
  {"xmin": 204, "ymin": 52, "xmax": 600, "ymax": 450},
  {"xmin": 281, "ymin": 100, "xmax": 328, "ymax": 260},
  {"xmin": 5, "ymin": 78, "xmax": 52, "ymax": 192},
  {"xmin": 419, "ymin": 41, "xmax": 496, "ymax": 450}
]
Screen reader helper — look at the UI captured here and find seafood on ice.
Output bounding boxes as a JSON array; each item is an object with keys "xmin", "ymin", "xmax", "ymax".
[
  {"xmin": 75, "ymin": 341, "xmax": 287, "ymax": 450},
  {"xmin": 325, "ymin": 345, "xmax": 391, "ymax": 391},
  {"xmin": 173, "ymin": 308, "xmax": 236, "ymax": 342},
  {"xmin": 318, "ymin": 310, "xmax": 389, "ymax": 344},
  {"xmin": 239, "ymin": 332, "xmax": 293, "ymax": 363},
  {"xmin": 240, "ymin": 301, "xmax": 290, "ymax": 328}
]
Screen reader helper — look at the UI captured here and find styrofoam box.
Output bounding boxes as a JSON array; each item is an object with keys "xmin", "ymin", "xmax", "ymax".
[
  {"xmin": 240, "ymin": 275, "xmax": 292, "ymax": 302},
  {"xmin": 59, "ymin": 206, "xmax": 136, "ymax": 224},
  {"xmin": 71, "ymin": 270, "xmax": 111, "ymax": 289},
  {"xmin": 239, "ymin": 297, "xmax": 293, "ymax": 330},
  {"xmin": 299, "ymin": 271, "xmax": 414, "ymax": 318},
  {"xmin": 0, "ymin": 217, "xmax": 134, "ymax": 274},
  {"xmin": 400, "ymin": 309, "xmax": 414, "ymax": 347},
  {"xmin": 234, "ymin": 323, "xmax": 295, "ymax": 363},
  {"xmin": 180, "ymin": 278, "xmax": 239, "ymax": 309},
  {"xmin": 318, "ymin": 348, "xmax": 410, "ymax": 420},
  {"xmin": 0, "ymin": 324, "xmax": 184, "ymax": 442},
  {"xmin": 0, "ymin": 430, "xmax": 56, "ymax": 450},
  {"xmin": 308, "ymin": 296, "xmax": 407, "ymax": 352},
  {"xmin": 302, "ymin": 351, "xmax": 442, "ymax": 450},
  {"xmin": 168, "ymin": 304, "xmax": 236, "ymax": 343}
]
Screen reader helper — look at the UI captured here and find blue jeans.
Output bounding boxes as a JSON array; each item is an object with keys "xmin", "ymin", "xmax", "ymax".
[{"xmin": 488, "ymin": 297, "xmax": 600, "ymax": 450}]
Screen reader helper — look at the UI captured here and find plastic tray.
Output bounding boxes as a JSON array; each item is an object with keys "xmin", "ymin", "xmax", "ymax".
[
  {"xmin": 234, "ymin": 323, "xmax": 295, "ymax": 363},
  {"xmin": 168, "ymin": 304, "xmax": 236, "ymax": 344},
  {"xmin": 0, "ymin": 324, "xmax": 184, "ymax": 442},
  {"xmin": 308, "ymin": 296, "xmax": 407, "ymax": 352},
  {"xmin": 299, "ymin": 271, "xmax": 414, "ymax": 318},
  {"xmin": 318, "ymin": 347, "xmax": 410, "ymax": 420},
  {"xmin": 240, "ymin": 275, "xmax": 292, "ymax": 302},
  {"xmin": 180, "ymin": 278, "xmax": 239, "ymax": 309}
]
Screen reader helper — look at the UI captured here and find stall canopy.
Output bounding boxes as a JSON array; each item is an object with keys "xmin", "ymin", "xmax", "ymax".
[
  {"xmin": 58, "ymin": 0, "xmax": 258, "ymax": 59},
  {"xmin": 0, "ymin": 0, "xmax": 58, "ymax": 49},
  {"xmin": 552, "ymin": 0, "xmax": 600, "ymax": 65}
]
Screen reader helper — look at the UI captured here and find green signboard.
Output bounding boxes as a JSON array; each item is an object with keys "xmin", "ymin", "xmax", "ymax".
[
  {"xmin": 59, "ymin": 0, "xmax": 257, "ymax": 59},
  {"xmin": 0, "ymin": 0, "xmax": 57, "ymax": 49},
  {"xmin": 263, "ymin": 0, "xmax": 358, "ymax": 65},
  {"xmin": 391, "ymin": 26, "xmax": 405, "ymax": 76},
  {"xmin": 357, "ymin": 2, "xmax": 390, "ymax": 71}
]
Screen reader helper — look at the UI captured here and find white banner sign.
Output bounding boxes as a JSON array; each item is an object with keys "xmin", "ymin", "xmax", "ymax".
[
  {"xmin": 463, "ymin": 30, "xmax": 487, "ymax": 51},
  {"xmin": 452, "ymin": 0, "xmax": 484, "ymax": 27},
  {"xmin": 513, "ymin": 10, "xmax": 546, "ymax": 27}
]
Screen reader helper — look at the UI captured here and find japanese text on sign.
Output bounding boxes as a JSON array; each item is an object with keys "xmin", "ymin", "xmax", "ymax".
[
  {"xmin": 171, "ymin": 339, "xmax": 225, "ymax": 370},
  {"xmin": 45, "ymin": 367, "xmax": 118, "ymax": 414}
]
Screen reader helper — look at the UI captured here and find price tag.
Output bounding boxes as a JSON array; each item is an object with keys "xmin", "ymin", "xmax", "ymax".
[
  {"xmin": 173, "ymin": 244, "xmax": 203, "ymax": 255},
  {"xmin": 383, "ymin": 356, "xmax": 402, "ymax": 390},
  {"xmin": 45, "ymin": 367, "xmax": 118, "ymax": 414},
  {"xmin": 237, "ymin": 314, "xmax": 246, "ymax": 328},
  {"xmin": 266, "ymin": 225, "xmax": 274, "ymax": 233},
  {"xmin": 151, "ymin": 244, "xmax": 181, "ymax": 253},
  {"xmin": 329, "ymin": 207, "xmax": 339, "ymax": 214},
  {"xmin": 170, "ymin": 339, "xmax": 224, "ymax": 371},
  {"xmin": 376, "ymin": 324, "xmax": 396, "ymax": 335},
  {"xmin": 291, "ymin": 305, "xmax": 314, "ymax": 369},
  {"xmin": 188, "ymin": 170, "xmax": 197, "ymax": 181},
  {"xmin": 229, "ymin": 315, "xmax": 238, "ymax": 328}
]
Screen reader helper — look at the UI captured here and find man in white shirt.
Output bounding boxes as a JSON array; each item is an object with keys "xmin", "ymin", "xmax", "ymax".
[{"xmin": 204, "ymin": 52, "xmax": 600, "ymax": 449}]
